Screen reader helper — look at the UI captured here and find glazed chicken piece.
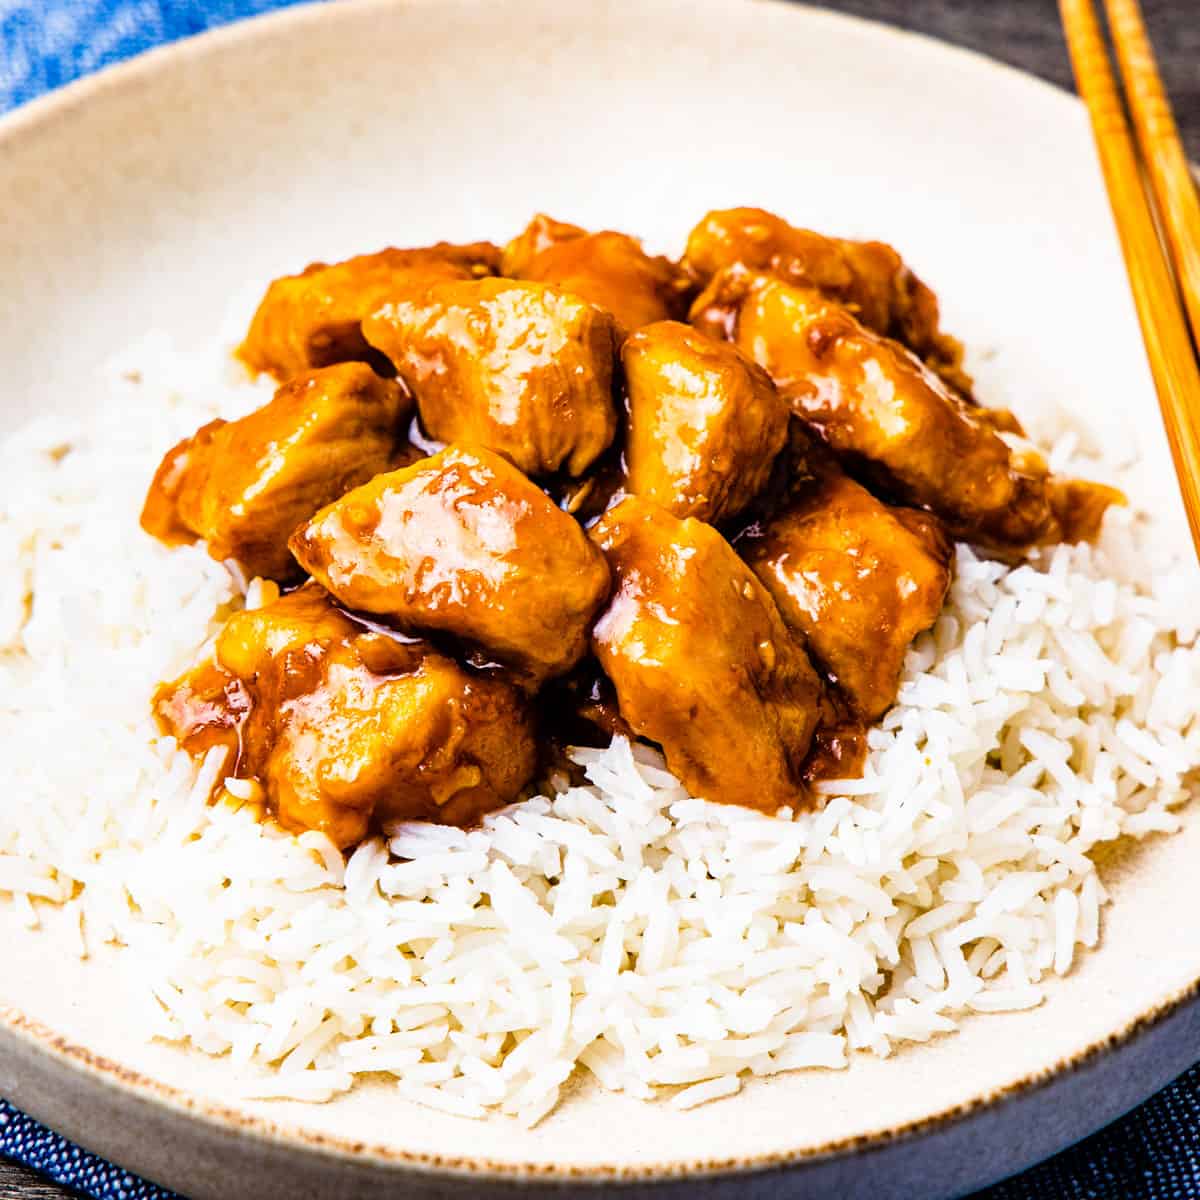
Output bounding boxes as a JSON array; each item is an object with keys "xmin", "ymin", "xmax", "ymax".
[
  {"xmin": 363, "ymin": 277, "xmax": 618, "ymax": 477},
  {"xmin": 238, "ymin": 241, "xmax": 501, "ymax": 380},
  {"xmin": 140, "ymin": 417, "xmax": 227, "ymax": 548},
  {"xmin": 155, "ymin": 586, "xmax": 537, "ymax": 847},
  {"xmin": 622, "ymin": 320, "xmax": 788, "ymax": 525},
  {"xmin": 501, "ymin": 214, "xmax": 587, "ymax": 273},
  {"xmin": 682, "ymin": 207, "xmax": 970, "ymax": 394},
  {"xmin": 290, "ymin": 445, "xmax": 611, "ymax": 684},
  {"xmin": 589, "ymin": 497, "xmax": 822, "ymax": 812},
  {"xmin": 501, "ymin": 214, "xmax": 693, "ymax": 338},
  {"xmin": 741, "ymin": 469, "xmax": 953, "ymax": 720},
  {"xmin": 140, "ymin": 362, "xmax": 409, "ymax": 580},
  {"xmin": 692, "ymin": 270, "xmax": 1121, "ymax": 549}
]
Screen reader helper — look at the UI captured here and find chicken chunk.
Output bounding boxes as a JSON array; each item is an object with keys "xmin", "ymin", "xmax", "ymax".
[
  {"xmin": 682, "ymin": 207, "xmax": 970, "ymax": 393},
  {"xmin": 363, "ymin": 277, "xmax": 618, "ymax": 477},
  {"xmin": 238, "ymin": 241, "xmax": 501, "ymax": 380},
  {"xmin": 692, "ymin": 270, "xmax": 1121, "ymax": 549},
  {"xmin": 741, "ymin": 469, "xmax": 953, "ymax": 720},
  {"xmin": 140, "ymin": 417, "xmax": 227, "ymax": 547},
  {"xmin": 622, "ymin": 320, "xmax": 788, "ymax": 524},
  {"xmin": 141, "ymin": 362, "xmax": 409, "ymax": 579},
  {"xmin": 156, "ymin": 586, "xmax": 537, "ymax": 847},
  {"xmin": 502, "ymin": 214, "xmax": 692, "ymax": 338},
  {"xmin": 502, "ymin": 214, "xmax": 587, "ymax": 274},
  {"xmin": 589, "ymin": 497, "xmax": 822, "ymax": 812},
  {"xmin": 290, "ymin": 445, "xmax": 611, "ymax": 684}
]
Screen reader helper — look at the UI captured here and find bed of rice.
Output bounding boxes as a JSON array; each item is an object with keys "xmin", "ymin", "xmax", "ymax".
[{"xmin": 0, "ymin": 333, "xmax": 1198, "ymax": 1126}]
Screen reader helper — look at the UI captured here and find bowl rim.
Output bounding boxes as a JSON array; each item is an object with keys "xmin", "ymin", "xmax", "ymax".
[
  {"xmin": 7, "ymin": 976, "xmax": 1200, "ymax": 1182},
  {"xmin": 2, "ymin": 0, "xmax": 1197, "ymax": 1183}
]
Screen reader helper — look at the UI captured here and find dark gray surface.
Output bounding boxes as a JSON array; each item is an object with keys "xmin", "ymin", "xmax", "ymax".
[{"xmin": 2, "ymin": 0, "xmax": 1197, "ymax": 1196}]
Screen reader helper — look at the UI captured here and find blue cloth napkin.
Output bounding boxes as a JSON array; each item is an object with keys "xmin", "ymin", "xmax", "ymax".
[
  {"xmin": 0, "ymin": 0, "xmax": 307, "ymax": 108},
  {"xmin": 1, "ymin": 3, "xmax": 1198, "ymax": 1197}
]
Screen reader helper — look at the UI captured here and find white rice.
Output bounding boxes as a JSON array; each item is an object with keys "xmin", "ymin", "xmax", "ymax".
[{"xmin": 0, "ymin": 333, "xmax": 1197, "ymax": 1125}]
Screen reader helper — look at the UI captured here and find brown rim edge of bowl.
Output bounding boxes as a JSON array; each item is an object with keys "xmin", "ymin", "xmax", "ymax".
[{"xmin": 5, "ymin": 966, "xmax": 1200, "ymax": 1183}]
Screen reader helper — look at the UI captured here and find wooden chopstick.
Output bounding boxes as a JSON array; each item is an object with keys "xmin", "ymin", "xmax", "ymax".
[
  {"xmin": 1059, "ymin": 0, "xmax": 1200, "ymax": 559},
  {"xmin": 1104, "ymin": 0, "xmax": 1200, "ymax": 350}
]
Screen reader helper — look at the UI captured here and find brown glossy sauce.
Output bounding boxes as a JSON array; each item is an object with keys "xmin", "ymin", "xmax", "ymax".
[
  {"xmin": 541, "ymin": 659, "xmax": 633, "ymax": 747},
  {"xmin": 331, "ymin": 601, "xmax": 513, "ymax": 682},
  {"xmin": 802, "ymin": 703, "xmax": 870, "ymax": 788},
  {"xmin": 547, "ymin": 445, "xmax": 627, "ymax": 527},
  {"xmin": 1052, "ymin": 477, "xmax": 1127, "ymax": 544},
  {"xmin": 724, "ymin": 417, "xmax": 826, "ymax": 544},
  {"xmin": 152, "ymin": 662, "xmax": 249, "ymax": 766}
]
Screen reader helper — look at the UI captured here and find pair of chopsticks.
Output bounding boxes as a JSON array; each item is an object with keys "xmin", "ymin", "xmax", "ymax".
[{"xmin": 1059, "ymin": 0, "xmax": 1200, "ymax": 556}]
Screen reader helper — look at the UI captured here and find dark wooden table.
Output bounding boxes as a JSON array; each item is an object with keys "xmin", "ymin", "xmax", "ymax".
[
  {"xmin": 1, "ymin": 0, "xmax": 1196, "ymax": 1196},
  {"xmin": 0, "ymin": 1168, "xmax": 68, "ymax": 1198},
  {"xmin": 827, "ymin": 0, "xmax": 1198, "ymax": 155}
]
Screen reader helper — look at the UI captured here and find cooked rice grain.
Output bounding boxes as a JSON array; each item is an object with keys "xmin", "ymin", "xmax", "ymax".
[{"xmin": 0, "ymin": 335, "xmax": 1197, "ymax": 1123}]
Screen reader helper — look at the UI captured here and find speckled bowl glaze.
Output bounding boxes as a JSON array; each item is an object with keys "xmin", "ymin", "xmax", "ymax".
[{"xmin": 1, "ymin": 1, "xmax": 1198, "ymax": 1196}]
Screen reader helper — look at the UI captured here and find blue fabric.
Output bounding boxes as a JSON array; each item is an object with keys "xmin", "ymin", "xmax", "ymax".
[
  {"xmin": 0, "ymin": 1101, "xmax": 179, "ymax": 1198},
  {"xmin": 0, "ymin": 0, "xmax": 310, "ymax": 111},
  {"xmin": 2, "ymin": 3, "xmax": 1198, "ymax": 1198}
]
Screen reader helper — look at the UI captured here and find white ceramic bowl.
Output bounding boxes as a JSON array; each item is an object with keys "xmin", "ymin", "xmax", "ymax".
[{"xmin": 2, "ymin": 2, "xmax": 1198, "ymax": 1196}]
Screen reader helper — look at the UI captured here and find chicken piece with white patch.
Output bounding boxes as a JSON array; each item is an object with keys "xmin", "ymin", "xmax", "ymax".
[
  {"xmin": 290, "ymin": 445, "xmax": 611, "ymax": 684},
  {"xmin": 363, "ymin": 277, "xmax": 618, "ymax": 478}
]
